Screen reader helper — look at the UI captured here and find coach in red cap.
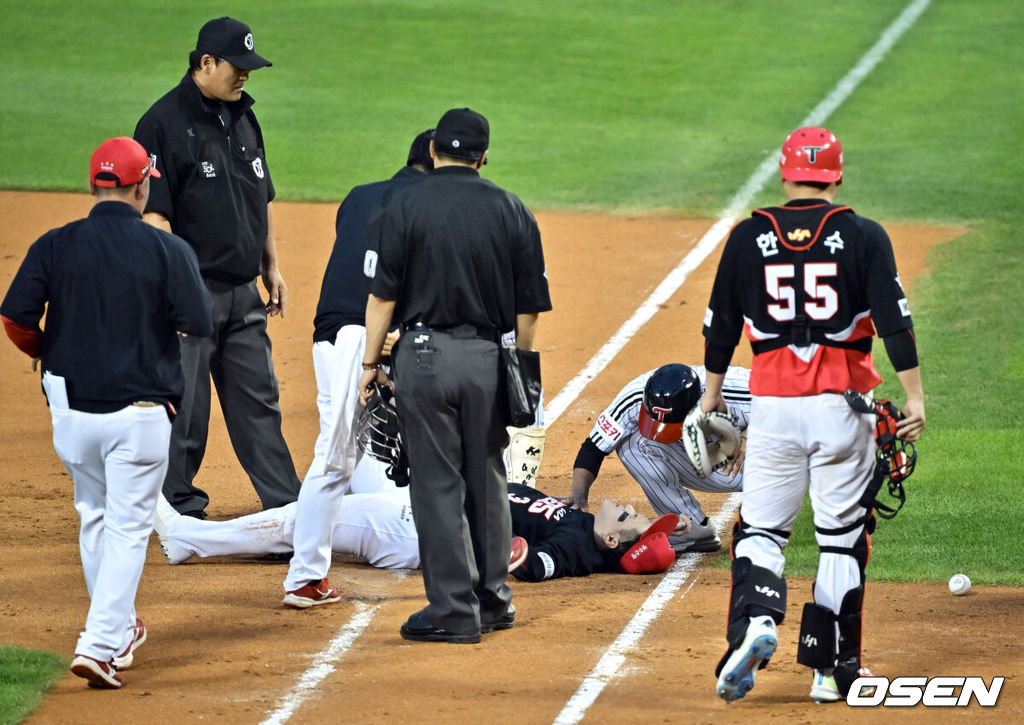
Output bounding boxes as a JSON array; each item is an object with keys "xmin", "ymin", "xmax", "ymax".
[
  {"xmin": 1, "ymin": 136, "xmax": 212, "ymax": 689},
  {"xmin": 134, "ymin": 17, "xmax": 302, "ymax": 521}
]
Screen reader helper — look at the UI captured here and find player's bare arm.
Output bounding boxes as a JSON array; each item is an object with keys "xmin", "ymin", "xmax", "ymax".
[
  {"xmin": 720, "ymin": 430, "xmax": 747, "ymax": 476},
  {"xmin": 894, "ymin": 366, "xmax": 925, "ymax": 441},
  {"xmin": 515, "ymin": 312, "xmax": 539, "ymax": 350},
  {"xmin": 381, "ymin": 329, "xmax": 400, "ymax": 356},
  {"xmin": 563, "ymin": 467, "xmax": 596, "ymax": 511},
  {"xmin": 261, "ymin": 202, "xmax": 287, "ymax": 317},
  {"xmin": 700, "ymin": 370, "xmax": 727, "ymax": 413},
  {"xmin": 358, "ymin": 294, "xmax": 396, "ymax": 404}
]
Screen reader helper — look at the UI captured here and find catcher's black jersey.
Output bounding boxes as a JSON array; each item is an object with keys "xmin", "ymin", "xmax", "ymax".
[
  {"xmin": 507, "ymin": 483, "xmax": 619, "ymax": 581},
  {"xmin": 703, "ymin": 199, "xmax": 913, "ymax": 396}
]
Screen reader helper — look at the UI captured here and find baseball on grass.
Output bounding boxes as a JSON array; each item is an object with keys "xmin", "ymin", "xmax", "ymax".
[{"xmin": 948, "ymin": 573, "xmax": 971, "ymax": 596}]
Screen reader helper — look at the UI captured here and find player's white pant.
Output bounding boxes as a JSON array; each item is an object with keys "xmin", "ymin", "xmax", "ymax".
[
  {"xmin": 166, "ymin": 485, "xmax": 419, "ymax": 569},
  {"xmin": 286, "ymin": 326, "xmax": 392, "ymax": 590},
  {"xmin": 51, "ymin": 404, "xmax": 170, "ymax": 662},
  {"xmin": 734, "ymin": 394, "xmax": 875, "ymax": 613},
  {"xmin": 616, "ymin": 434, "xmax": 742, "ymax": 527}
]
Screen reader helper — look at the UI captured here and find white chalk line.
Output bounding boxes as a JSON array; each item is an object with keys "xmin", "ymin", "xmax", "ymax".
[
  {"xmin": 263, "ymin": 2, "xmax": 932, "ymax": 720},
  {"xmin": 260, "ymin": 602, "xmax": 380, "ymax": 725},
  {"xmin": 551, "ymin": 1, "xmax": 931, "ymax": 722}
]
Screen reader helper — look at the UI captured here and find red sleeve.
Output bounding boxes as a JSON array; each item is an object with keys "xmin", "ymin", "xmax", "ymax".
[{"xmin": 2, "ymin": 315, "xmax": 42, "ymax": 358}]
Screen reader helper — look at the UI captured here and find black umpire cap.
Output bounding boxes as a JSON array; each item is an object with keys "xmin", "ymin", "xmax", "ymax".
[
  {"xmin": 434, "ymin": 108, "xmax": 489, "ymax": 161},
  {"xmin": 195, "ymin": 17, "xmax": 272, "ymax": 70}
]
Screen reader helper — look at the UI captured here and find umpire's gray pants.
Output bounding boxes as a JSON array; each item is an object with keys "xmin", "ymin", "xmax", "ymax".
[
  {"xmin": 394, "ymin": 330, "xmax": 512, "ymax": 635},
  {"xmin": 163, "ymin": 278, "xmax": 301, "ymax": 515}
]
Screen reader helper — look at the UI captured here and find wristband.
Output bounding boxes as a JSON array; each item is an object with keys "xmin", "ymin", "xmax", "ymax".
[{"xmin": 361, "ymin": 361, "xmax": 381, "ymax": 371}]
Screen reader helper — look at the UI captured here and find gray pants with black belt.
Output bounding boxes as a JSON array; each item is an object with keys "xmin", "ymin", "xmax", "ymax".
[
  {"xmin": 394, "ymin": 327, "xmax": 512, "ymax": 635},
  {"xmin": 163, "ymin": 278, "xmax": 301, "ymax": 515}
]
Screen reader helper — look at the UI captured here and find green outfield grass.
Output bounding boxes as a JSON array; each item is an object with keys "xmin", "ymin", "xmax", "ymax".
[
  {"xmin": 0, "ymin": 4, "xmax": 1020, "ymax": 700},
  {"xmin": 0, "ymin": 647, "xmax": 66, "ymax": 725}
]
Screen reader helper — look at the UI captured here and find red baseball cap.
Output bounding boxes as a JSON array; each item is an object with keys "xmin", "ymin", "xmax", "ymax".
[
  {"xmin": 90, "ymin": 137, "xmax": 161, "ymax": 188},
  {"xmin": 620, "ymin": 532, "xmax": 675, "ymax": 574},
  {"xmin": 619, "ymin": 513, "xmax": 679, "ymax": 574}
]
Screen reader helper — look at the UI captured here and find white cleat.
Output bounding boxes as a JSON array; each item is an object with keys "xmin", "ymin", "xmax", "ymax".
[
  {"xmin": 152, "ymin": 494, "xmax": 194, "ymax": 564},
  {"xmin": 153, "ymin": 494, "xmax": 180, "ymax": 541},
  {"xmin": 716, "ymin": 617, "xmax": 778, "ymax": 703},
  {"xmin": 810, "ymin": 669, "xmax": 842, "ymax": 702}
]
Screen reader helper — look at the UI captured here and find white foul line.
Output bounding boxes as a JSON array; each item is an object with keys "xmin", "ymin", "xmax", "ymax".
[
  {"xmin": 551, "ymin": 1, "xmax": 932, "ymax": 722},
  {"xmin": 260, "ymin": 602, "xmax": 381, "ymax": 725}
]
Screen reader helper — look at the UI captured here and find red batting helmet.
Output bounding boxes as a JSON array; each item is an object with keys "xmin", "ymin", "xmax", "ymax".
[{"xmin": 779, "ymin": 126, "xmax": 843, "ymax": 184}]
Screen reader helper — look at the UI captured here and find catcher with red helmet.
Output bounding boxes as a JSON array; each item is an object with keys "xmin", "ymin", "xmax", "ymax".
[{"xmin": 700, "ymin": 126, "xmax": 925, "ymax": 704}]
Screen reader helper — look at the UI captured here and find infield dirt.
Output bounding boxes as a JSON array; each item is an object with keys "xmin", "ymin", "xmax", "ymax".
[{"xmin": 1, "ymin": 191, "xmax": 1018, "ymax": 723}]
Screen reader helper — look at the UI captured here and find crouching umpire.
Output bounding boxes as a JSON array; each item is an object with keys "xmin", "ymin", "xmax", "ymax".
[{"xmin": 358, "ymin": 107, "xmax": 552, "ymax": 644}]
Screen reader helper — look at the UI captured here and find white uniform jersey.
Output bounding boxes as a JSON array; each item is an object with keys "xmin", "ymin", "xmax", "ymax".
[
  {"xmin": 165, "ymin": 464, "xmax": 420, "ymax": 570},
  {"xmin": 587, "ymin": 365, "xmax": 751, "ymax": 526}
]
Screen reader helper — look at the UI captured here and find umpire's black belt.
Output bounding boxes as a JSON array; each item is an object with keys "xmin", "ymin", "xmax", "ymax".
[{"xmin": 403, "ymin": 322, "xmax": 500, "ymax": 342}]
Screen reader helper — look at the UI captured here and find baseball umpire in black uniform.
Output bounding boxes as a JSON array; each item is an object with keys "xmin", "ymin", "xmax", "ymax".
[
  {"xmin": 359, "ymin": 108, "xmax": 552, "ymax": 643},
  {"xmin": 134, "ymin": 17, "xmax": 301, "ymax": 518}
]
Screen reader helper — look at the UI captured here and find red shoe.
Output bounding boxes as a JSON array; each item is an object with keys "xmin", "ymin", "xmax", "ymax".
[
  {"xmin": 70, "ymin": 654, "xmax": 123, "ymax": 689},
  {"xmin": 112, "ymin": 617, "xmax": 147, "ymax": 670},
  {"xmin": 509, "ymin": 536, "xmax": 528, "ymax": 573},
  {"xmin": 283, "ymin": 578, "xmax": 342, "ymax": 609}
]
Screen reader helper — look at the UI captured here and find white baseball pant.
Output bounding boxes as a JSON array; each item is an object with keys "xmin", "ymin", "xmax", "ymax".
[
  {"xmin": 734, "ymin": 393, "xmax": 875, "ymax": 614},
  {"xmin": 52, "ymin": 404, "xmax": 170, "ymax": 662},
  {"xmin": 285, "ymin": 325, "xmax": 388, "ymax": 591},
  {"xmin": 165, "ymin": 483, "xmax": 419, "ymax": 569}
]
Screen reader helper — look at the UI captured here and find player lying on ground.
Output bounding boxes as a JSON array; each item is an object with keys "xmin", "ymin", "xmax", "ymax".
[
  {"xmin": 152, "ymin": 459, "xmax": 684, "ymax": 581},
  {"xmin": 564, "ymin": 362, "xmax": 750, "ymax": 552}
]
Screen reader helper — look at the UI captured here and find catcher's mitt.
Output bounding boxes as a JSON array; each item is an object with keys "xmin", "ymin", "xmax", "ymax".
[{"xmin": 681, "ymin": 407, "xmax": 743, "ymax": 478}]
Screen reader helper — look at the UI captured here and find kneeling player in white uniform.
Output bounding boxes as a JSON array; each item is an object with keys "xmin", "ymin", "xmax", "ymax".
[{"xmin": 564, "ymin": 363, "xmax": 751, "ymax": 552}]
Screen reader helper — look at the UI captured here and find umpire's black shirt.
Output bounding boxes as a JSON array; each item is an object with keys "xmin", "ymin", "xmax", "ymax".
[
  {"xmin": 0, "ymin": 202, "xmax": 213, "ymax": 412},
  {"xmin": 134, "ymin": 74, "xmax": 275, "ymax": 285},
  {"xmin": 313, "ymin": 166, "xmax": 426, "ymax": 342},
  {"xmin": 367, "ymin": 165, "xmax": 551, "ymax": 332}
]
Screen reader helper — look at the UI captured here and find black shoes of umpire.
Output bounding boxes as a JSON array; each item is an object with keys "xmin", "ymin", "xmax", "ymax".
[
  {"xmin": 482, "ymin": 603, "xmax": 516, "ymax": 633},
  {"xmin": 400, "ymin": 605, "xmax": 516, "ymax": 644}
]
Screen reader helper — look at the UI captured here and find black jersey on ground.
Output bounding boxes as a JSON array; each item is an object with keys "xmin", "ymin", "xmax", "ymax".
[{"xmin": 508, "ymin": 483, "xmax": 620, "ymax": 581}]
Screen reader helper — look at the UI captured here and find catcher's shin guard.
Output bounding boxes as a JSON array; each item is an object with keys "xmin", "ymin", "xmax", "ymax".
[
  {"xmin": 834, "ymin": 585, "xmax": 865, "ymax": 696},
  {"xmin": 504, "ymin": 425, "xmax": 545, "ymax": 487},
  {"xmin": 796, "ymin": 602, "xmax": 837, "ymax": 670},
  {"xmin": 715, "ymin": 557, "xmax": 787, "ymax": 677},
  {"xmin": 806, "ymin": 521, "xmax": 871, "ymax": 696}
]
